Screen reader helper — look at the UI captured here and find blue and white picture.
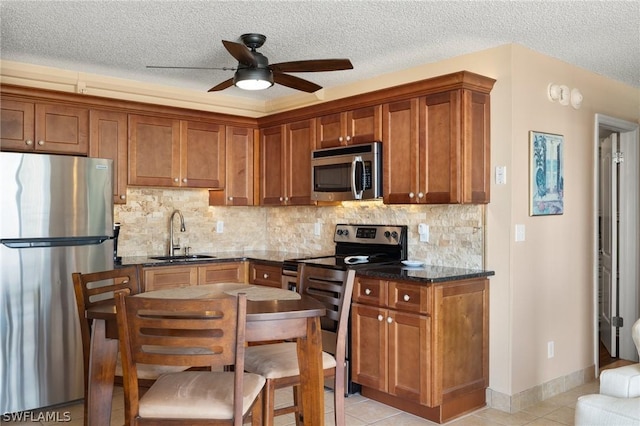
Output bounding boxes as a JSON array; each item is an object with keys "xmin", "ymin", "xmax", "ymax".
[{"xmin": 530, "ymin": 131, "xmax": 564, "ymax": 216}]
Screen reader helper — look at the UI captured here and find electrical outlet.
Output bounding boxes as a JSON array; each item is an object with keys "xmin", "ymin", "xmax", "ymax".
[
  {"xmin": 216, "ymin": 221, "xmax": 224, "ymax": 233},
  {"xmin": 314, "ymin": 222, "xmax": 321, "ymax": 236},
  {"xmin": 418, "ymin": 223, "xmax": 429, "ymax": 242},
  {"xmin": 548, "ymin": 341, "xmax": 554, "ymax": 359}
]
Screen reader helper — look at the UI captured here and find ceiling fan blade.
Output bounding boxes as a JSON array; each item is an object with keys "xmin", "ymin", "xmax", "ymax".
[
  {"xmin": 147, "ymin": 65, "xmax": 235, "ymax": 70},
  {"xmin": 208, "ymin": 78, "xmax": 235, "ymax": 92},
  {"xmin": 222, "ymin": 40, "xmax": 258, "ymax": 67},
  {"xmin": 273, "ymin": 72, "xmax": 322, "ymax": 93},
  {"xmin": 270, "ymin": 59, "xmax": 353, "ymax": 73}
]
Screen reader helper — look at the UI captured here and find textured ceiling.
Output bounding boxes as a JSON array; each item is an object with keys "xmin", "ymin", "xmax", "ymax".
[{"xmin": 1, "ymin": 1, "xmax": 639, "ymax": 102}]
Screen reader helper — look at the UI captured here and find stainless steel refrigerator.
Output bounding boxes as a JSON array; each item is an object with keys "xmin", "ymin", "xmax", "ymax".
[{"xmin": 0, "ymin": 152, "xmax": 114, "ymax": 414}]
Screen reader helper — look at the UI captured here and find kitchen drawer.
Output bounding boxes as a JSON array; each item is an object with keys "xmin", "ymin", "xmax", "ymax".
[
  {"xmin": 353, "ymin": 277, "xmax": 386, "ymax": 306},
  {"xmin": 388, "ymin": 281, "xmax": 431, "ymax": 315},
  {"xmin": 249, "ymin": 262, "xmax": 283, "ymax": 288}
]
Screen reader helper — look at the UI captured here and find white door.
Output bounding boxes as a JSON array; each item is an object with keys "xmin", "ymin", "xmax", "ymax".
[{"xmin": 599, "ymin": 134, "xmax": 618, "ymax": 356}]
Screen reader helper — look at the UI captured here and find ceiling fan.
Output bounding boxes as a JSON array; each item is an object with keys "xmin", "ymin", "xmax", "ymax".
[{"xmin": 147, "ymin": 33, "xmax": 353, "ymax": 93}]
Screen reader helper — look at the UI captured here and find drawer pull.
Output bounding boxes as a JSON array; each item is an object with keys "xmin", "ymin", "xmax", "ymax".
[
  {"xmin": 263, "ymin": 273, "xmax": 269, "ymax": 279},
  {"xmin": 403, "ymin": 294, "xmax": 410, "ymax": 302},
  {"xmin": 377, "ymin": 314, "xmax": 384, "ymax": 322},
  {"xmin": 365, "ymin": 288, "xmax": 371, "ymax": 295}
]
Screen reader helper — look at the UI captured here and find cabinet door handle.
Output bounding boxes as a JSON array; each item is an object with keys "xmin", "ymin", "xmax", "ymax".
[
  {"xmin": 263, "ymin": 273, "xmax": 269, "ymax": 279},
  {"xmin": 409, "ymin": 192, "xmax": 415, "ymax": 198},
  {"xmin": 365, "ymin": 288, "xmax": 371, "ymax": 295},
  {"xmin": 279, "ymin": 197, "xmax": 284, "ymax": 202},
  {"xmin": 119, "ymin": 195, "xmax": 126, "ymax": 200},
  {"xmin": 174, "ymin": 178, "xmax": 179, "ymax": 183},
  {"xmin": 403, "ymin": 294, "xmax": 410, "ymax": 302},
  {"xmin": 25, "ymin": 140, "xmax": 33, "ymax": 146},
  {"xmin": 345, "ymin": 135, "xmax": 351, "ymax": 142},
  {"xmin": 418, "ymin": 192, "xmax": 424, "ymax": 199},
  {"xmin": 377, "ymin": 314, "xmax": 384, "ymax": 322},
  {"xmin": 228, "ymin": 196, "xmax": 233, "ymax": 201},
  {"xmin": 37, "ymin": 140, "xmax": 45, "ymax": 146},
  {"xmin": 182, "ymin": 178, "xmax": 188, "ymax": 183},
  {"xmin": 338, "ymin": 136, "xmax": 344, "ymax": 142},
  {"xmin": 387, "ymin": 317, "xmax": 393, "ymax": 324}
]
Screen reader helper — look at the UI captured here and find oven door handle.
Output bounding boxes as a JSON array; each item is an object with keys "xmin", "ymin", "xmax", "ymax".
[{"xmin": 351, "ymin": 155, "xmax": 364, "ymax": 200}]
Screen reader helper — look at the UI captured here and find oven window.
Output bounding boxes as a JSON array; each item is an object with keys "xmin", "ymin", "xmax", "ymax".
[{"xmin": 313, "ymin": 163, "xmax": 351, "ymax": 192}]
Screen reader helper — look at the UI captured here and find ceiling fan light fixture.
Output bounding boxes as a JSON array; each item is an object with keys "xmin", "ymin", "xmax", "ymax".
[{"xmin": 234, "ymin": 67, "xmax": 274, "ymax": 90}]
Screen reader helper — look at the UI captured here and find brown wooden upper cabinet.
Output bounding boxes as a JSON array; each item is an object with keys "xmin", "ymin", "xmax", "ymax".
[
  {"xmin": 209, "ymin": 126, "xmax": 255, "ymax": 206},
  {"xmin": 1, "ymin": 98, "xmax": 88, "ymax": 155},
  {"xmin": 259, "ymin": 118, "xmax": 316, "ymax": 206},
  {"xmin": 315, "ymin": 105, "xmax": 382, "ymax": 148},
  {"xmin": 128, "ymin": 114, "xmax": 225, "ymax": 188},
  {"xmin": 383, "ymin": 88, "xmax": 491, "ymax": 204},
  {"xmin": 89, "ymin": 110, "xmax": 128, "ymax": 204}
]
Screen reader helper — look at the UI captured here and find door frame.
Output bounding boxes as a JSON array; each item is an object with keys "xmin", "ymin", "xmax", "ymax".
[{"xmin": 593, "ymin": 114, "xmax": 639, "ymax": 371}]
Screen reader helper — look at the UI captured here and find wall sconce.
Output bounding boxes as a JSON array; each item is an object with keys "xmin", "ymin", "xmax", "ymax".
[
  {"xmin": 570, "ymin": 88, "xmax": 583, "ymax": 109},
  {"xmin": 547, "ymin": 83, "xmax": 570, "ymax": 105},
  {"xmin": 548, "ymin": 83, "xmax": 583, "ymax": 109}
]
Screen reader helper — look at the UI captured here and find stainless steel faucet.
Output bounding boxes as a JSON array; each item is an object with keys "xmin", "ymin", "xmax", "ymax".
[{"xmin": 168, "ymin": 209, "xmax": 186, "ymax": 256}]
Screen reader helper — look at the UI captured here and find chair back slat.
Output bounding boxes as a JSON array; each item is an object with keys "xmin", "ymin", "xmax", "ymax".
[{"xmin": 115, "ymin": 291, "xmax": 246, "ymax": 369}]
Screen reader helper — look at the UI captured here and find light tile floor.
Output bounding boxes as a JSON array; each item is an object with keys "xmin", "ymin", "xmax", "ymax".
[{"xmin": 14, "ymin": 380, "xmax": 600, "ymax": 426}]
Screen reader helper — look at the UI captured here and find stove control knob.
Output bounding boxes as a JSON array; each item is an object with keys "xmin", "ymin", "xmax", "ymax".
[
  {"xmin": 337, "ymin": 229, "xmax": 349, "ymax": 236},
  {"xmin": 391, "ymin": 231, "xmax": 398, "ymax": 240},
  {"xmin": 384, "ymin": 231, "xmax": 391, "ymax": 239}
]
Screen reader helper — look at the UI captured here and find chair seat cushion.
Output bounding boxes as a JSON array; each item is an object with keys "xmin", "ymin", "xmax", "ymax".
[
  {"xmin": 138, "ymin": 371, "xmax": 266, "ymax": 419},
  {"xmin": 599, "ymin": 364, "xmax": 640, "ymax": 398},
  {"xmin": 244, "ymin": 342, "xmax": 336, "ymax": 379}
]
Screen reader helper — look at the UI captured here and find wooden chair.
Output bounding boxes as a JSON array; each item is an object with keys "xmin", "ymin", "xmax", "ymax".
[
  {"xmin": 244, "ymin": 264, "xmax": 356, "ymax": 426},
  {"xmin": 114, "ymin": 289, "xmax": 265, "ymax": 426},
  {"xmin": 71, "ymin": 267, "xmax": 187, "ymax": 422}
]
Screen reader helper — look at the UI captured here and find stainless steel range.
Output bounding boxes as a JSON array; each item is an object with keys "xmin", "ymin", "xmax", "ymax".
[{"xmin": 282, "ymin": 224, "xmax": 408, "ymax": 395}]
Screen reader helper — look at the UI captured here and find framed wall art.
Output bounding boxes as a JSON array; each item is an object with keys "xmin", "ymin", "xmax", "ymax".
[{"xmin": 530, "ymin": 131, "xmax": 564, "ymax": 216}]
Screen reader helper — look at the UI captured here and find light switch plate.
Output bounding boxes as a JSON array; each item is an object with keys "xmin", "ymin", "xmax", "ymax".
[
  {"xmin": 495, "ymin": 166, "xmax": 507, "ymax": 185},
  {"xmin": 515, "ymin": 224, "xmax": 525, "ymax": 241}
]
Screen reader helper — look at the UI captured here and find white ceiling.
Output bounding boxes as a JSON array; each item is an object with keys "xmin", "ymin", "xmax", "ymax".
[{"xmin": 1, "ymin": 1, "xmax": 639, "ymax": 102}]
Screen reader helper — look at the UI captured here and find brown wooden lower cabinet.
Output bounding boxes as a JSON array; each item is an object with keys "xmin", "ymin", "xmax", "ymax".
[
  {"xmin": 351, "ymin": 276, "xmax": 489, "ymax": 423},
  {"xmin": 248, "ymin": 262, "xmax": 283, "ymax": 288},
  {"xmin": 142, "ymin": 262, "xmax": 247, "ymax": 291}
]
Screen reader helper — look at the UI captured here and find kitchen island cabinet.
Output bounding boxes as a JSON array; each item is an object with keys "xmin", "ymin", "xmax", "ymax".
[
  {"xmin": 351, "ymin": 275, "xmax": 489, "ymax": 423},
  {"xmin": 1, "ymin": 97, "xmax": 88, "ymax": 155}
]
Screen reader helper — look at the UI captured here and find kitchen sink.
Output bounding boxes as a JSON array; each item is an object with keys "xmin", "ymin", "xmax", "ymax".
[{"xmin": 149, "ymin": 254, "xmax": 216, "ymax": 262}]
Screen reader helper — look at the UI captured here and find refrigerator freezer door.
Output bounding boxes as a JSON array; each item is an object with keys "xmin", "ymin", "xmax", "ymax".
[
  {"xmin": 0, "ymin": 152, "xmax": 113, "ymax": 240},
  {"xmin": 0, "ymin": 240, "xmax": 113, "ymax": 413}
]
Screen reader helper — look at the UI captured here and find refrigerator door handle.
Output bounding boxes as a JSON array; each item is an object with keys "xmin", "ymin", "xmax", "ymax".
[{"xmin": 1, "ymin": 237, "xmax": 110, "ymax": 249}]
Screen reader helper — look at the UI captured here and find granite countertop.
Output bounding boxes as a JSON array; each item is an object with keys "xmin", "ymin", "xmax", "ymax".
[
  {"xmin": 356, "ymin": 263, "xmax": 495, "ymax": 283},
  {"xmin": 119, "ymin": 251, "xmax": 494, "ymax": 284},
  {"xmin": 119, "ymin": 249, "xmax": 318, "ymax": 268}
]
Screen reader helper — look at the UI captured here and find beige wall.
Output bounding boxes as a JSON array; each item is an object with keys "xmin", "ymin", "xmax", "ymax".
[{"xmin": 3, "ymin": 44, "xmax": 639, "ymax": 400}]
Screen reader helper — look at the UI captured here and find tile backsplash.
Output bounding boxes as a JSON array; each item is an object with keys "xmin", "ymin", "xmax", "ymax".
[{"xmin": 115, "ymin": 188, "xmax": 485, "ymax": 269}]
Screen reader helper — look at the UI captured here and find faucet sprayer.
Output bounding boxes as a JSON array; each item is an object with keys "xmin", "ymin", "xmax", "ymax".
[{"xmin": 168, "ymin": 210, "xmax": 186, "ymax": 256}]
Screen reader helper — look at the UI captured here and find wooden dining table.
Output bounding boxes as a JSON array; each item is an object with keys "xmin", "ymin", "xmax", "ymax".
[{"xmin": 84, "ymin": 283, "xmax": 327, "ymax": 426}]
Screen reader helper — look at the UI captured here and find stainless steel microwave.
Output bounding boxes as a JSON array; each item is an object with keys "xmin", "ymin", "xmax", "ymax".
[{"xmin": 311, "ymin": 142, "xmax": 382, "ymax": 201}]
